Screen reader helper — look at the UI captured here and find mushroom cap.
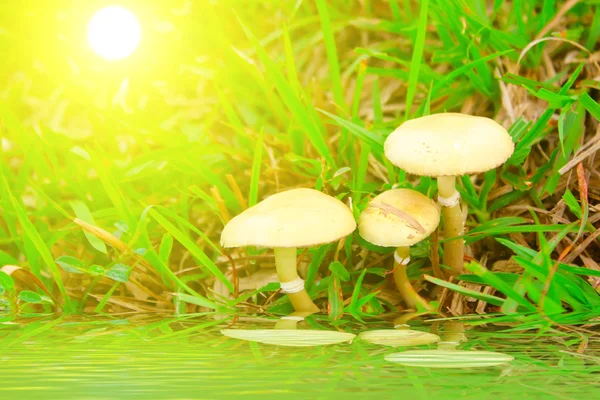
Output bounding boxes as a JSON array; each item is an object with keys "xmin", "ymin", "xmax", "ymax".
[
  {"xmin": 384, "ymin": 113, "xmax": 514, "ymax": 176},
  {"xmin": 358, "ymin": 189, "xmax": 440, "ymax": 247},
  {"xmin": 384, "ymin": 350, "xmax": 514, "ymax": 368},
  {"xmin": 220, "ymin": 188, "xmax": 356, "ymax": 248},
  {"xmin": 358, "ymin": 329, "xmax": 440, "ymax": 347},
  {"xmin": 221, "ymin": 329, "xmax": 356, "ymax": 347}
]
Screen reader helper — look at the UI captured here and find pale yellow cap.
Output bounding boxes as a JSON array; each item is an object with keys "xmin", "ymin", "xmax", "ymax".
[
  {"xmin": 220, "ymin": 188, "xmax": 356, "ymax": 248},
  {"xmin": 384, "ymin": 113, "xmax": 514, "ymax": 176},
  {"xmin": 358, "ymin": 189, "xmax": 440, "ymax": 247}
]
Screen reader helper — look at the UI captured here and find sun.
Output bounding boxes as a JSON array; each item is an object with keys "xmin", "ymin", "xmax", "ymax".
[{"xmin": 87, "ymin": 6, "xmax": 142, "ymax": 61}]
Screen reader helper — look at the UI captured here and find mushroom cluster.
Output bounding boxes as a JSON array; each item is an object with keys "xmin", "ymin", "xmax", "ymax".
[{"xmin": 220, "ymin": 112, "xmax": 513, "ymax": 316}]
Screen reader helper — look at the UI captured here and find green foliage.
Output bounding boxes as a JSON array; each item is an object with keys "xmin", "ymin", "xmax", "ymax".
[
  {"xmin": 105, "ymin": 264, "xmax": 132, "ymax": 283},
  {"xmin": 0, "ymin": 0, "xmax": 599, "ymax": 327},
  {"xmin": 18, "ymin": 290, "xmax": 52, "ymax": 305},
  {"xmin": 0, "ymin": 272, "xmax": 15, "ymax": 297},
  {"xmin": 56, "ymin": 256, "xmax": 131, "ymax": 283},
  {"xmin": 70, "ymin": 201, "xmax": 108, "ymax": 254}
]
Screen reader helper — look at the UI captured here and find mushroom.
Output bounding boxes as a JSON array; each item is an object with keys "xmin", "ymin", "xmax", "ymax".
[
  {"xmin": 221, "ymin": 188, "xmax": 356, "ymax": 313},
  {"xmin": 221, "ymin": 312, "xmax": 356, "ymax": 347},
  {"xmin": 384, "ymin": 113, "xmax": 514, "ymax": 275},
  {"xmin": 358, "ymin": 188, "xmax": 440, "ymax": 310}
]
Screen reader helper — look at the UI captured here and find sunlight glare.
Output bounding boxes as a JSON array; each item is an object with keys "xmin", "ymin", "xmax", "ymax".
[{"xmin": 87, "ymin": 6, "xmax": 141, "ymax": 61}]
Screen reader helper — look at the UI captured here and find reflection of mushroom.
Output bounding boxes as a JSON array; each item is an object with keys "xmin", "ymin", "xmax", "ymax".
[
  {"xmin": 273, "ymin": 311, "xmax": 313, "ymax": 330},
  {"xmin": 436, "ymin": 321, "xmax": 467, "ymax": 351},
  {"xmin": 385, "ymin": 349, "xmax": 514, "ymax": 368},
  {"xmin": 358, "ymin": 189, "xmax": 439, "ymax": 310},
  {"xmin": 221, "ymin": 312, "xmax": 355, "ymax": 347},
  {"xmin": 358, "ymin": 329, "xmax": 439, "ymax": 347},
  {"xmin": 221, "ymin": 188, "xmax": 356, "ymax": 313},
  {"xmin": 385, "ymin": 322, "xmax": 514, "ymax": 368},
  {"xmin": 384, "ymin": 113, "xmax": 514, "ymax": 275},
  {"xmin": 359, "ymin": 311, "xmax": 439, "ymax": 347}
]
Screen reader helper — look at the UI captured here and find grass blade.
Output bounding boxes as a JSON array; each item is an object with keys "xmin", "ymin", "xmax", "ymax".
[
  {"xmin": 0, "ymin": 172, "xmax": 70, "ymax": 310},
  {"xmin": 319, "ymin": 109, "xmax": 384, "ymax": 149},
  {"xmin": 465, "ymin": 261, "xmax": 536, "ymax": 312},
  {"xmin": 248, "ymin": 128, "xmax": 264, "ymax": 207},
  {"xmin": 405, "ymin": 0, "xmax": 429, "ymax": 120},
  {"xmin": 316, "ymin": 0, "xmax": 346, "ymax": 111},
  {"xmin": 423, "ymin": 275, "xmax": 506, "ymax": 306},
  {"xmin": 148, "ymin": 208, "xmax": 233, "ymax": 293},
  {"xmin": 236, "ymin": 14, "xmax": 335, "ymax": 166},
  {"xmin": 69, "ymin": 201, "xmax": 107, "ymax": 254},
  {"xmin": 137, "ymin": 207, "xmax": 228, "ymax": 304}
]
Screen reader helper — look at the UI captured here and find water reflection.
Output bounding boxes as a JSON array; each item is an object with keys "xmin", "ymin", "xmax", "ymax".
[
  {"xmin": 222, "ymin": 312, "xmax": 356, "ymax": 346},
  {"xmin": 358, "ymin": 312, "xmax": 440, "ymax": 347},
  {"xmin": 385, "ymin": 322, "xmax": 514, "ymax": 368},
  {"xmin": 0, "ymin": 314, "xmax": 598, "ymax": 399}
]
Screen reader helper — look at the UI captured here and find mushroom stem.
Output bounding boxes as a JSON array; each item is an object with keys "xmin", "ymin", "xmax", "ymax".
[
  {"xmin": 393, "ymin": 247, "xmax": 432, "ymax": 311},
  {"xmin": 274, "ymin": 247, "xmax": 319, "ymax": 313},
  {"xmin": 437, "ymin": 175, "xmax": 465, "ymax": 275}
]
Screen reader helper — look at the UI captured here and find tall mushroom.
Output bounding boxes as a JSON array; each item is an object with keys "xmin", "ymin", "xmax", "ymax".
[
  {"xmin": 221, "ymin": 188, "xmax": 356, "ymax": 313},
  {"xmin": 384, "ymin": 113, "xmax": 514, "ymax": 275},
  {"xmin": 358, "ymin": 188, "xmax": 440, "ymax": 310}
]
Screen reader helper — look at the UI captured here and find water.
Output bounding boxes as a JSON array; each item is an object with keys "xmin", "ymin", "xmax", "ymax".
[{"xmin": 1, "ymin": 314, "xmax": 598, "ymax": 399}]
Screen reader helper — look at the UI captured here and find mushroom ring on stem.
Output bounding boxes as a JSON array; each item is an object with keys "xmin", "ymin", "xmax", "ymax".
[
  {"xmin": 358, "ymin": 188, "xmax": 440, "ymax": 310},
  {"xmin": 220, "ymin": 188, "xmax": 356, "ymax": 313},
  {"xmin": 384, "ymin": 113, "xmax": 514, "ymax": 275}
]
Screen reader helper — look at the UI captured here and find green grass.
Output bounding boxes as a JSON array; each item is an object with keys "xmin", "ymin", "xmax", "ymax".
[{"xmin": 0, "ymin": 1, "xmax": 599, "ymax": 329}]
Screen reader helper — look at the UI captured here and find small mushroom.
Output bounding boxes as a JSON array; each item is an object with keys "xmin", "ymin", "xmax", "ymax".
[
  {"xmin": 384, "ymin": 113, "xmax": 514, "ymax": 275},
  {"xmin": 221, "ymin": 188, "xmax": 356, "ymax": 313},
  {"xmin": 358, "ymin": 188, "xmax": 440, "ymax": 310}
]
